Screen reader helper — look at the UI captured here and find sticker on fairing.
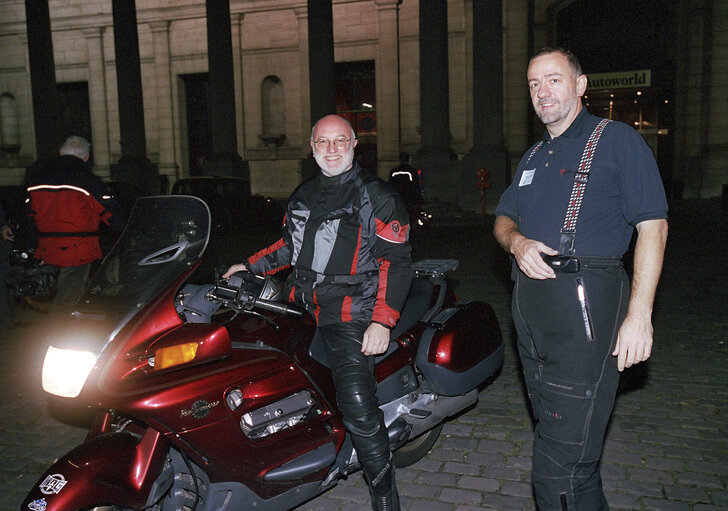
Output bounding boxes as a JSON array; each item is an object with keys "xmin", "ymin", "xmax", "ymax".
[
  {"xmin": 28, "ymin": 499, "xmax": 47, "ymax": 511},
  {"xmin": 39, "ymin": 473, "xmax": 67, "ymax": 495}
]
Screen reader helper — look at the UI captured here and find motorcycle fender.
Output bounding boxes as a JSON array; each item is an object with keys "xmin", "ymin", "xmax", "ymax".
[
  {"xmin": 417, "ymin": 301, "xmax": 504, "ymax": 396},
  {"xmin": 22, "ymin": 429, "xmax": 170, "ymax": 511}
]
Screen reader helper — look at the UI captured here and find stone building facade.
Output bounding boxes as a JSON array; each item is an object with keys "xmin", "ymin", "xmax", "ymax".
[{"xmin": 0, "ymin": 0, "xmax": 725, "ymax": 206}]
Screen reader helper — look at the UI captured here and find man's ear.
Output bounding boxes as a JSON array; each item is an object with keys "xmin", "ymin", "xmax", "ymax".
[
  {"xmin": 576, "ymin": 74, "xmax": 588, "ymax": 97},
  {"xmin": 83, "ymin": 155, "xmax": 90, "ymax": 163}
]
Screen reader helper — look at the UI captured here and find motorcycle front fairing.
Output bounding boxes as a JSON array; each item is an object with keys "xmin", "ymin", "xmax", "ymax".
[
  {"xmin": 40, "ymin": 195, "xmax": 212, "ymax": 400},
  {"xmin": 25, "ymin": 196, "xmax": 212, "ymax": 511},
  {"xmin": 22, "ymin": 428, "xmax": 172, "ymax": 511}
]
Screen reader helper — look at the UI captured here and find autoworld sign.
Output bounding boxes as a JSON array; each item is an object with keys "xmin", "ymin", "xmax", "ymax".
[{"xmin": 587, "ymin": 70, "xmax": 651, "ymax": 90}]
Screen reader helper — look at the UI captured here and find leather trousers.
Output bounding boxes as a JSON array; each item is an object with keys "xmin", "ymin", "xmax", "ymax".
[{"xmin": 317, "ymin": 320, "xmax": 399, "ymax": 510}]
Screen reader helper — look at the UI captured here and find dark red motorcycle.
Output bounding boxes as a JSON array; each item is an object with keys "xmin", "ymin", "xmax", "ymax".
[{"xmin": 22, "ymin": 195, "xmax": 503, "ymax": 511}]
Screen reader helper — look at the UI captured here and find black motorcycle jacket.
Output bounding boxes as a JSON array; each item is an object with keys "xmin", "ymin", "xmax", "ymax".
[{"xmin": 246, "ymin": 162, "xmax": 412, "ymax": 327}]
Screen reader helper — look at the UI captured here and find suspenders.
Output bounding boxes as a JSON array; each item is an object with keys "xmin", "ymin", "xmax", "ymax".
[
  {"xmin": 523, "ymin": 118, "xmax": 612, "ymax": 256},
  {"xmin": 559, "ymin": 118, "xmax": 612, "ymax": 255}
]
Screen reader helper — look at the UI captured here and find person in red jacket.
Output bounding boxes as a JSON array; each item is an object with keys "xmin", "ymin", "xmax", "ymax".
[{"xmin": 27, "ymin": 136, "xmax": 118, "ymax": 313}]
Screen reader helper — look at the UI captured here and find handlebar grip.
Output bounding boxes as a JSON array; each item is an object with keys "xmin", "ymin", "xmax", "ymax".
[{"xmin": 255, "ymin": 298, "xmax": 304, "ymax": 318}]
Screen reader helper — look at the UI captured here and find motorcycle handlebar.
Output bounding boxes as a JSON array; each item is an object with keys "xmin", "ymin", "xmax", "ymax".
[
  {"xmin": 208, "ymin": 276, "xmax": 304, "ymax": 319},
  {"xmin": 254, "ymin": 298, "xmax": 304, "ymax": 318}
]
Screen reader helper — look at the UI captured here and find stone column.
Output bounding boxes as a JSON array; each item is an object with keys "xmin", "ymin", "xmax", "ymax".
[
  {"xmin": 203, "ymin": 0, "xmax": 247, "ymax": 184},
  {"xmin": 461, "ymin": 0, "xmax": 508, "ymax": 213},
  {"xmin": 303, "ymin": 0, "xmax": 336, "ymax": 180},
  {"xmin": 307, "ymin": 0, "xmax": 336, "ymax": 124},
  {"xmin": 149, "ymin": 21, "xmax": 177, "ymax": 185},
  {"xmin": 412, "ymin": 0, "xmax": 454, "ymax": 202},
  {"xmin": 374, "ymin": 0, "xmax": 401, "ymax": 179},
  {"xmin": 230, "ymin": 13, "xmax": 246, "ymax": 160},
  {"xmin": 294, "ymin": 7, "xmax": 311, "ymax": 149},
  {"xmin": 24, "ymin": 0, "xmax": 61, "ymax": 165},
  {"xmin": 673, "ymin": 0, "xmax": 728, "ymax": 199},
  {"xmin": 700, "ymin": 0, "xmax": 727, "ymax": 198},
  {"xmin": 111, "ymin": 0, "xmax": 159, "ymax": 193},
  {"xmin": 82, "ymin": 27, "xmax": 111, "ymax": 174}
]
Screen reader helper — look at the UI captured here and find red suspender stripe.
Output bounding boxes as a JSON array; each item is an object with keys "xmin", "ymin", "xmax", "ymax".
[
  {"xmin": 375, "ymin": 218, "xmax": 409, "ymax": 244},
  {"xmin": 370, "ymin": 258, "xmax": 400, "ymax": 328}
]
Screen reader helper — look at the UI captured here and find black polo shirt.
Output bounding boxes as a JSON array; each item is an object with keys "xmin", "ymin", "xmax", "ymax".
[{"xmin": 496, "ymin": 108, "xmax": 668, "ymax": 257}]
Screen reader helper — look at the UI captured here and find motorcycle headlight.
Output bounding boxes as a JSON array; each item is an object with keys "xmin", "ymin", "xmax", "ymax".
[{"xmin": 42, "ymin": 346, "xmax": 98, "ymax": 398}]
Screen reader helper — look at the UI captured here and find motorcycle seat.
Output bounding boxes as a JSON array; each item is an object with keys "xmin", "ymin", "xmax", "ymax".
[{"xmin": 309, "ymin": 277, "xmax": 434, "ymax": 368}]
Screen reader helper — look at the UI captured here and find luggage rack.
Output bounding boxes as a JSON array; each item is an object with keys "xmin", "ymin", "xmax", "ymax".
[
  {"xmin": 412, "ymin": 259, "xmax": 459, "ymax": 323},
  {"xmin": 412, "ymin": 259, "xmax": 459, "ymax": 277}
]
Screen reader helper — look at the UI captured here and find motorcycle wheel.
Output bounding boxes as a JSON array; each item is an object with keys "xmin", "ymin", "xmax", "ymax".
[{"xmin": 392, "ymin": 423, "xmax": 443, "ymax": 467}]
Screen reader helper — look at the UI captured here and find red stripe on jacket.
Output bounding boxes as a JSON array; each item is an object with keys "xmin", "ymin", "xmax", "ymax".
[
  {"xmin": 370, "ymin": 258, "xmax": 400, "ymax": 328},
  {"xmin": 246, "ymin": 238, "xmax": 290, "ymax": 274}
]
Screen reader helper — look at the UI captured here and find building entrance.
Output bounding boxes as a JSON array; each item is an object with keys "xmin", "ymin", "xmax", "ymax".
[{"xmin": 584, "ymin": 72, "xmax": 673, "ymax": 191}]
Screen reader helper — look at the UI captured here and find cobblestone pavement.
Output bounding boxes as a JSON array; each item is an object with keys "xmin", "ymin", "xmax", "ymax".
[{"xmin": 2, "ymin": 199, "xmax": 726, "ymax": 511}]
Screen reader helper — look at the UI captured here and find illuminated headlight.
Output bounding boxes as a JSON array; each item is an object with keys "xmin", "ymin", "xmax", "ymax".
[{"xmin": 42, "ymin": 346, "xmax": 98, "ymax": 398}]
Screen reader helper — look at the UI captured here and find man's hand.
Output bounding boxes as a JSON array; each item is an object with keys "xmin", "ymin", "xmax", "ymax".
[
  {"xmin": 613, "ymin": 312, "xmax": 653, "ymax": 371},
  {"xmin": 612, "ymin": 218, "xmax": 667, "ymax": 371},
  {"xmin": 223, "ymin": 263, "xmax": 248, "ymax": 279},
  {"xmin": 361, "ymin": 322, "xmax": 391, "ymax": 356},
  {"xmin": 1, "ymin": 225, "xmax": 14, "ymax": 242},
  {"xmin": 494, "ymin": 216, "xmax": 557, "ymax": 279}
]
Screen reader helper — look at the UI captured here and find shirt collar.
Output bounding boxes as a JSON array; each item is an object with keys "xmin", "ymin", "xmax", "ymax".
[
  {"xmin": 318, "ymin": 161, "xmax": 362, "ymax": 187},
  {"xmin": 541, "ymin": 107, "xmax": 591, "ymax": 142}
]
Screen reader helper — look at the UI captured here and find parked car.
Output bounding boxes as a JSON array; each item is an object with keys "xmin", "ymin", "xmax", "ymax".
[{"xmin": 170, "ymin": 176, "xmax": 283, "ymax": 234}]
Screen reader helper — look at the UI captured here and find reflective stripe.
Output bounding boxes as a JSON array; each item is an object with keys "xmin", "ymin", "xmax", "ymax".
[
  {"xmin": 38, "ymin": 231, "xmax": 100, "ymax": 237},
  {"xmin": 28, "ymin": 184, "xmax": 91, "ymax": 196}
]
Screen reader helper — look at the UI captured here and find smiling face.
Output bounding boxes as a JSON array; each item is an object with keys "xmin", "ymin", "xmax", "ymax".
[
  {"xmin": 310, "ymin": 115, "xmax": 358, "ymax": 177},
  {"xmin": 527, "ymin": 51, "xmax": 588, "ymax": 138}
]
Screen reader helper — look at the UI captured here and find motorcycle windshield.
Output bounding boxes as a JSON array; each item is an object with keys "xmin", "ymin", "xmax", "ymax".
[{"xmin": 79, "ymin": 195, "xmax": 211, "ymax": 312}]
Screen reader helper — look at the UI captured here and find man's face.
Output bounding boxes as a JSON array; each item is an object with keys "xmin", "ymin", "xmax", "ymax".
[
  {"xmin": 310, "ymin": 116, "xmax": 358, "ymax": 177},
  {"xmin": 527, "ymin": 52, "xmax": 587, "ymax": 137}
]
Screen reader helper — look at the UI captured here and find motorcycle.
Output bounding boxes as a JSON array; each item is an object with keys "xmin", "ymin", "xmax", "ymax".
[{"xmin": 22, "ymin": 195, "xmax": 503, "ymax": 511}]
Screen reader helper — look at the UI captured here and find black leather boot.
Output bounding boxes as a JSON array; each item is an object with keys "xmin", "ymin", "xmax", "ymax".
[{"xmin": 364, "ymin": 458, "xmax": 400, "ymax": 511}]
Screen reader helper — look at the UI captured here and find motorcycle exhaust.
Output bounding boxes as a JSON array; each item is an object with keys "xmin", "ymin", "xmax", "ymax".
[{"xmin": 387, "ymin": 417, "xmax": 413, "ymax": 450}]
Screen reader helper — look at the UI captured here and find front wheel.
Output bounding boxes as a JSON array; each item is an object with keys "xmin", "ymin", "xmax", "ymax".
[{"xmin": 392, "ymin": 423, "xmax": 443, "ymax": 467}]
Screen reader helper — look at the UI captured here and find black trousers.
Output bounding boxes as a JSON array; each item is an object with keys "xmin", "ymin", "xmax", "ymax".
[
  {"xmin": 316, "ymin": 320, "xmax": 391, "ymax": 478},
  {"xmin": 512, "ymin": 265, "xmax": 629, "ymax": 511}
]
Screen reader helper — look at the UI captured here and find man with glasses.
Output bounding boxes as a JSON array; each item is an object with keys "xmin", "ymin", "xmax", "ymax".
[{"xmin": 224, "ymin": 114, "xmax": 411, "ymax": 510}]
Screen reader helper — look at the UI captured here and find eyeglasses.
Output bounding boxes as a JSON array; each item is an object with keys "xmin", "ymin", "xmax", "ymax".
[{"xmin": 312, "ymin": 137, "xmax": 352, "ymax": 151}]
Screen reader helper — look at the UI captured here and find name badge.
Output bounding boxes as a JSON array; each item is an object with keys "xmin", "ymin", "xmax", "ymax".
[{"xmin": 519, "ymin": 168, "xmax": 535, "ymax": 187}]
